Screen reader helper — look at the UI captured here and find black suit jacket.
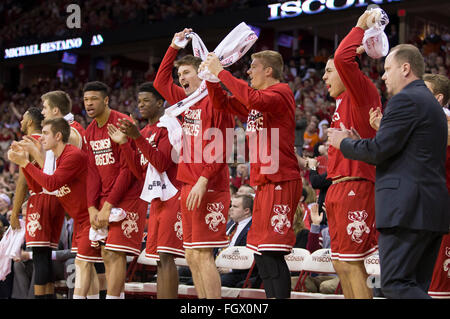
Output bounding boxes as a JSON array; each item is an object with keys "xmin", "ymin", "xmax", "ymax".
[
  {"xmin": 226, "ymin": 219, "xmax": 252, "ymax": 247},
  {"xmin": 340, "ymin": 80, "xmax": 449, "ymax": 233}
]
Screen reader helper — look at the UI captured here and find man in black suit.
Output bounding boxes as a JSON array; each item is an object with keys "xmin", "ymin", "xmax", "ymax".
[
  {"xmin": 217, "ymin": 194, "xmax": 254, "ymax": 288},
  {"xmin": 328, "ymin": 44, "xmax": 449, "ymax": 298}
]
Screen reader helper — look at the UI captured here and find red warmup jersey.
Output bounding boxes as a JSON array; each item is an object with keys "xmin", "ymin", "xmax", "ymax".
[
  {"xmin": 23, "ymin": 144, "xmax": 89, "ymax": 223},
  {"xmin": 327, "ymin": 27, "xmax": 380, "ymax": 182},
  {"xmin": 69, "ymin": 119, "xmax": 88, "ymax": 153},
  {"xmin": 154, "ymin": 46, "xmax": 234, "ymax": 191},
  {"xmin": 21, "ymin": 134, "xmax": 44, "ymax": 194},
  {"xmin": 206, "ymin": 73, "xmax": 301, "ymax": 186},
  {"xmin": 85, "ymin": 109, "xmax": 141, "ymax": 208},
  {"xmin": 120, "ymin": 121, "xmax": 182, "ymax": 190}
]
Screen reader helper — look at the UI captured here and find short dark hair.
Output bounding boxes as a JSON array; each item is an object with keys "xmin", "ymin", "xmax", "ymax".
[
  {"xmin": 235, "ymin": 194, "xmax": 254, "ymax": 214},
  {"xmin": 42, "ymin": 118, "xmax": 71, "ymax": 143},
  {"xmin": 138, "ymin": 82, "xmax": 164, "ymax": 101},
  {"xmin": 41, "ymin": 90, "xmax": 72, "ymax": 115},
  {"xmin": 27, "ymin": 107, "xmax": 44, "ymax": 129},
  {"xmin": 83, "ymin": 81, "xmax": 109, "ymax": 97}
]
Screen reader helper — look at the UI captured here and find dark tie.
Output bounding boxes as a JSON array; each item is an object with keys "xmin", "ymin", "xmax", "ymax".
[{"xmin": 228, "ymin": 222, "xmax": 239, "ymax": 242}]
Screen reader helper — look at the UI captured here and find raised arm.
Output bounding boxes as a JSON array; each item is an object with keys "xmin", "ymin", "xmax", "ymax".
[
  {"xmin": 154, "ymin": 29, "xmax": 192, "ymax": 104},
  {"xmin": 206, "ymin": 81, "xmax": 250, "ymax": 117},
  {"xmin": 334, "ymin": 12, "xmax": 380, "ymax": 108},
  {"xmin": 217, "ymin": 70, "xmax": 290, "ymax": 113}
]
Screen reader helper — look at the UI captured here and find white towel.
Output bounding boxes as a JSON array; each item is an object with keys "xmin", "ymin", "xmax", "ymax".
[
  {"xmin": 140, "ymin": 115, "xmax": 181, "ymax": 203},
  {"xmin": 0, "ymin": 219, "xmax": 25, "ymax": 281},
  {"xmin": 157, "ymin": 114, "xmax": 182, "ymax": 155},
  {"xmin": 42, "ymin": 150, "xmax": 58, "ymax": 195},
  {"xmin": 165, "ymin": 22, "xmax": 258, "ymax": 118},
  {"xmin": 89, "ymin": 208, "xmax": 127, "ymax": 246},
  {"xmin": 363, "ymin": 7, "xmax": 390, "ymax": 59}
]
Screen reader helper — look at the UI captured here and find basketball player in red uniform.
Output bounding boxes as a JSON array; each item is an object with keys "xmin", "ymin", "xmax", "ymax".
[
  {"xmin": 84, "ymin": 81, "xmax": 147, "ymax": 299},
  {"xmin": 8, "ymin": 118, "xmax": 102, "ymax": 298},
  {"xmin": 321, "ymin": 12, "xmax": 380, "ymax": 298},
  {"xmin": 12, "ymin": 91, "xmax": 90, "ymax": 298},
  {"xmin": 107, "ymin": 82, "xmax": 184, "ymax": 298},
  {"xmin": 201, "ymin": 49, "xmax": 302, "ymax": 299},
  {"xmin": 154, "ymin": 29, "xmax": 234, "ymax": 299},
  {"xmin": 10, "ymin": 107, "xmax": 44, "ymax": 231},
  {"xmin": 21, "ymin": 91, "xmax": 85, "ymax": 166}
]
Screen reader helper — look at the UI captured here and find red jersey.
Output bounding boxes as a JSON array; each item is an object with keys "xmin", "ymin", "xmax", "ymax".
[
  {"xmin": 85, "ymin": 109, "xmax": 141, "ymax": 208},
  {"xmin": 327, "ymin": 27, "xmax": 380, "ymax": 182},
  {"xmin": 206, "ymin": 72, "xmax": 301, "ymax": 186},
  {"xmin": 154, "ymin": 46, "xmax": 234, "ymax": 191},
  {"xmin": 23, "ymin": 144, "xmax": 89, "ymax": 223},
  {"xmin": 69, "ymin": 119, "xmax": 88, "ymax": 153},
  {"xmin": 21, "ymin": 133, "xmax": 44, "ymax": 194},
  {"xmin": 120, "ymin": 121, "xmax": 182, "ymax": 190}
]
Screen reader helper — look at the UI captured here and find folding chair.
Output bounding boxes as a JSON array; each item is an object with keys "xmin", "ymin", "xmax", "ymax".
[
  {"xmin": 297, "ymin": 248, "xmax": 341, "ymax": 294},
  {"xmin": 125, "ymin": 250, "xmax": 159, "ymax": 298},
  {"xmin": 126, "ymin": 250, "xmax": 157, "ymax": 283},
  {"xmin": 364, "ymin": 251, "xmax": 380, "ymax": 276},
  {"xmin": 284, "ymin": 248, "xmax": 311, "ymax": 291},
  {"xmin": 214, "ymin": 246, "xmax": 257, "ymax": 298}
]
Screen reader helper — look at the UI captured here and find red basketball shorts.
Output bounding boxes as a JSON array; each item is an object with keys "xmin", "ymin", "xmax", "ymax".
[
  {"xmin": 72, "ymin": 218, "xmax": 103, "ymax": 263},
  {"xmin": 428, "ymin": 233, "xmax": 450, "ymax": 298},
  {"xmin": 180, "ymin": 185, "xmax": 230, "ymax": 249},
  {"xmin": 25, "ymin": 193, "xmax": 65, "ymax": 249},
  {"xmin": 145, "ymin": 192, "xmax": 184, "ymax": 260},
  {"xmin": 103, "ymin": 198, "xmax": 147, "ymax": 256},
  {"xmin": 325, "ymin": 179, "xmax": 378, "ymax": 261},
  {"xmin": 247, "ymin": 179, "xmax": 302, "ymax": 255}
]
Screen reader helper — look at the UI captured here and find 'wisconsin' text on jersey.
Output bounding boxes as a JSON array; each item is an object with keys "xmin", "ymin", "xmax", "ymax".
[
  {"xmin": 90, "ymin": 138, "xmax": 116, "ymax": 166},
  {"xmin": 182, "ymin": 109, "xmax": 202, "ymax": 136}
]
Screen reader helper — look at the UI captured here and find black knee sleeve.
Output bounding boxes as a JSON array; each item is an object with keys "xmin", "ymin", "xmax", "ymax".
[
  {"xmin": 255, "ymin": 252, "xmax": 291, "ymax": 299},
  {"xmin": 32, "ymin": 247, "xmax": 53, "ymax": 285},
  {"xmin": 94, "ymin": 262, "xmax": 105, "ymax": 274}
]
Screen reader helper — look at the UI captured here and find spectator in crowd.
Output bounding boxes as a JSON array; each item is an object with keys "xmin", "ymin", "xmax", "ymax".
[
  {"xmin": 295, "ymin": 108, "xmax": 308, "ymax": 155},
  {"xmin": 236, "ymin": 184, "xmax": 255, "ymax": 197},
  {"xmin": 304, "ymin": 203, "xmax": 338, "ymax": 294},
  {"xmin": 0, "ymin": 213, "xmax": 13, "ymax": 299},
  {"xmin": 0, "ymin": 193, "xmax": 11, "ymax": 216},
  {"xmin": 230, "ymin": 163, "xmax": 250, "ymax": 190},
  {"xmin": 217, "ymin": 194, "xmax": 256, "ymax": 288},
  {"xmin": 293, "ymin": 188, "xmax": 310, "ymax": 249},
  {"xmin": 303, "ymin": 121, "xmax": 320, "ymax": 157}
]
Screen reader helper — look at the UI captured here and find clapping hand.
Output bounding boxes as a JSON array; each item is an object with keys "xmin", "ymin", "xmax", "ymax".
[
  {"xmin": 107, "ymin": 123, "xmax": 127, "ymax": 145},
  {"xmin": 117, "ymin": 117, "xmax": 141, "ymax": 139},
  {"xmin": 7, "ymin": 143, "xmax": 29, "ymax": 167},
  {"xmin": 327, "ymin": 123, "xmax": 358, "ymax": 149},
  {"xmin": 369, "ymin": 107, "xmax": 383, "ymax": 131}
]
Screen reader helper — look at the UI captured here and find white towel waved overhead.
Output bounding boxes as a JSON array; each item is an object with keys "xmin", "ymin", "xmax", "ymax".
[{"xmin": 165, "ymin": 22, "xmax": 258, "ymax": 118}]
